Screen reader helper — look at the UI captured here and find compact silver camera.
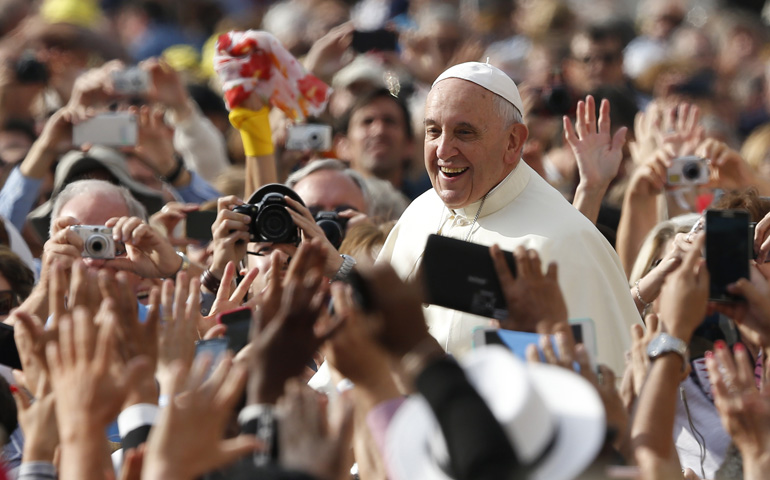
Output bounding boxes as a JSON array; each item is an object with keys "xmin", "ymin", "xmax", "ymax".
[
  {"xmin": 70, "ymin": 225, "xmax": 117, "ymax": 259},
  {"xmin": 666, "ymin": 155, "xmax": 710, "ymax": 186},
  {"xmin": 285, "ymin": 124, "xmax": 333, "ymax": 151}
]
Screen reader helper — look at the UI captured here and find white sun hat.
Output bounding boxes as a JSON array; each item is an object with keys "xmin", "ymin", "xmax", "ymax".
[
  {"xmin": 385, "ymin": 345, "xmax": 606, "ymax": 480},
  {"xmin": 433, "ymin": 61, "xmax": 524, "ymax": 113}
]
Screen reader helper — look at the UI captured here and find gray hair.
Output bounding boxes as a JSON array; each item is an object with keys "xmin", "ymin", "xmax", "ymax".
[
  {"xmin": 493, "ymin": 94, "xmax": 524, "ymax": 127},
  {"xmin": 50, "ymin": 179, "xmax": 148, "ymax": 236},
  {"xmin": 285, "ymin": 159, "xmax": 371, "ymax": 214}
]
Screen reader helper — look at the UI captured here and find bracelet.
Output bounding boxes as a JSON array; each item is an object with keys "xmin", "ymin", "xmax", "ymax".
[
  {"xmin": 200, "ymin": 269, "xmax": 222, "ymax": 293},
  {"xmin": 229, "ymin": 106, "xmax": 274, "ymax": 157},
  {"xmin": 634, "ymin": 279, "xmax": 652, "ymax": 312},
  {"xmin": 172, "ymin": 251, "xmax": 190, "ymax": 278},
  {"xmin": 161, "ymin": 154, "xmax": 186, "ymax": 184}
]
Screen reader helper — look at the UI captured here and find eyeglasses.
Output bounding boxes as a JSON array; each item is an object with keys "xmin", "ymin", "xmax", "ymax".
[
  {"xmin": 577, "ymin": 52, "xmax": 622, "ymax": 65},
  {"xmin": 0, "ymin": 290, "xmax": 19, "ymax": 316}
]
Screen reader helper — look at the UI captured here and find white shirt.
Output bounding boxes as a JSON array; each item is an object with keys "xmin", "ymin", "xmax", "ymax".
[{"xmin": 378, "ymin": 161, "xmax": 639, "ymax": 372}]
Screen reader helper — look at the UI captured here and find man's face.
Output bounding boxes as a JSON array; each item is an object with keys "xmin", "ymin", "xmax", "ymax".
[
  {"xmin": 57, "ymin": 190, "xmax": 143, "ymax": 294},
  {"xmin": 423, "ymin": 78, "xmax": 527, "ymax": 209},
  {"xmin": 569, "ymin": 36, "xmax": 625, "ymax": 93},
  {"xmin": 343, "ymin": 97, "xmax": 412, "ymax": 179},
  {"xmin": 292, "ymin": 169, "xmax": 367, "ymax": 215}
]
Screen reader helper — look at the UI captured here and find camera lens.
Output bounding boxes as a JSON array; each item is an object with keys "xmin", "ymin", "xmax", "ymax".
[
  {"xmin": 317, "ymin": 219, "xmax": 344, "ymax": 249},
  {"xmin": 86, "ymin": 234, "xmax": 107, "ymax": 256},
  {"xmin": 683, "ymin": 161, "xmax": 701, "ymax": 180},
  {"xmin": 256, "ymin": 204, "xmax": 294, "ymax": 243}
]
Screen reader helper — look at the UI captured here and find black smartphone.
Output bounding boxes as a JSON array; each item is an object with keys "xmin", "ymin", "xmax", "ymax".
[
  {"xmin": 422, "ymin": 234, "xmax": 516, "ymax": 320},
  {"xmin": 351, "ymin": 29, "xmax": 398, "ymax": 53},
  {"xmin": 705, "ymin": 209, "xmax": 751, "ymax": 302},
  {"xmin": 217, "ymin": 306, "xmax": 252, "ymax": 353},
  {"xmin": 185, "ymin": 210, "xmax": 217, "ymax": 242},
  {"xmin": 0, "ymin": 323, "xmax": 22, "ymax": 370}
]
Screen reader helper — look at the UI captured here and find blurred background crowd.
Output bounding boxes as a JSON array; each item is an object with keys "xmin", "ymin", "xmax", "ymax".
[{"xmin": 1, "ymin": 0, "xmax": 770, "ymax": 479}]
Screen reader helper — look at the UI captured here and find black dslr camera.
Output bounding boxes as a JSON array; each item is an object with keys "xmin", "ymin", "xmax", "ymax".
[
  {"xmin": 314, "ymin": 211, "xmax": 348, "ymax": 249},
  {"xmin": 234, "ymin": 184, "xmax": 305, "ymax": 244}
]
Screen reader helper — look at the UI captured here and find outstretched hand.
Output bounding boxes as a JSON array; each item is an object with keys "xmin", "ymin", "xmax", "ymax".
[{"xmin": 564, "ymin": 95, "xmax": 627, "ymax": 192}]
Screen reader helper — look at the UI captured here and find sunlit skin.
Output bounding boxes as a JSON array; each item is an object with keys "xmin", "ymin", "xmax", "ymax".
[
  {"xmin": 292, "ymin": 169, "xmax": 367, "ymax": 214},
  {"xmin": 423, "ymin": 78, "xmax": 528, "ymax": 209}
]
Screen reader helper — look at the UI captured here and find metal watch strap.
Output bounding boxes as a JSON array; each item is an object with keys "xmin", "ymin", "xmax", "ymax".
[
  {"xmin": 332, "ymin": 254, "xmax": 356, "ymax": 282},
  {"xmin": 647, "ymin": 332, "xmax": 689, "ymax": 371}
]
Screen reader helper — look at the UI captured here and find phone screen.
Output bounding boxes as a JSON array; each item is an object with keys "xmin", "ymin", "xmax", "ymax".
[
  {"xmin": 185, "ymin": 210, "xmax": 217, "ymax": 242},
  {"xmin": 351, "ymin": 29, "xmax": 398, "ymax": 53},
  {"xmin": 0, "ymin": 323, "xmax": 22, "ymax": 370},
  {"xmin": 706, "ymin": 209, "xmax": 750, "ymax": 302},
  {"xmin": 194, "ymin": 338, "xmax": 228, "ymax": 380},
  {"xmin": 217, "ymin": 307, "xmax": 252, "ymax": 353}
]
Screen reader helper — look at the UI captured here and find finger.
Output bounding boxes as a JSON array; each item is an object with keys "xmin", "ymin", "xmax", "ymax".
[
  {"xmin": 161, "ymin": 278, "xmax": 174, "ymax": 320},
  {"xmin": 525, "ymin": 343, "xmax": 540, "ymax": 363},
  {"xmin": 540, "ymin": 334, "xmax": 558, "ymax": 365},
  {"xmin": 229, "ymin": 267, "xmax": 259, "ymax": 304},
  {"xmin": 597, "ymin": 98, "xmax": 610, "ymax": 135},
  {"xmin": 733, "ymin": 343, "xmax": 755, "ymax": 392},
  {"xmin": 217, "ymin": 436, "xmax": 264, "ymax": 466},
  {"xmin": 173, "ymin": 271, "xmax": 189, "ymax": 322},
  {"xmin": 585, "ymin": 95, "xmax": 597, "ymax": 135},
  {"xmin": 49, "ymin": 262, "xmax": 67, "ymax": 328},
  {"xmin": 73, "ymin": 305, "xmax": 97, "ymax": 363},
  {"xmin": 563, "ymin": 116, "xmax": 578, "ymax": 147},
  {"xmin": 58, "ymin": 314, "xmax": 76, "ymax": 368},
  {"xmin": 490, "ymin": 244, "xmax": 516, "ymax": 287},
  {"xmin": 574, "ymin": 100, "xmax": 586, "ymax": 137},
  {"xmin": 203, "ymin": 323, "xmax": 227, "ymax": 339},
  {"xmin": 513, "ymin": 246, "xmax": 531, "ymax": 278},
  {"xmin": 526, "ymin": 249, "xmax": 542, "ymax": 277},
  {"xmin": 216, "ymin": 261, "xmax": 236, "ymax": 302},
  {"xmin": 554, "ymin": 330, "xmax": 575, "ymax": 367},
  {"xmin": 611, "ymin": 126, "xmax": 627, "ymax": 153}
]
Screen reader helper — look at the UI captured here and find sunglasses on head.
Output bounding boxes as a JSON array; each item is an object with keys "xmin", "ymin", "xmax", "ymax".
[{"xmin": 0, "ymin": 290, "xmax": 19, "ymax": 316}]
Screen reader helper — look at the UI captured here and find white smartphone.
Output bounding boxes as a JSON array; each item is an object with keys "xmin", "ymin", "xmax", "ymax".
[
  {"xmin": 73, "ymin": 112, "xmax": 137, "ymax": 146},
  {"xmin": 111, "ymin": 67, "xmax": 149, "ymax": 95}
]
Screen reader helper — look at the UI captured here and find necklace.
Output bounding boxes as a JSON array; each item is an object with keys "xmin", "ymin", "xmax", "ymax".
[{"xmin": 436, "ymin": 192, "xmax": 489, "ymax": 242}]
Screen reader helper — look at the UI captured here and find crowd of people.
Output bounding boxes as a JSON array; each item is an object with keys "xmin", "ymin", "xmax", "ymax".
[{"xmin": 2, "ymin": 0, "xmax": 770, "ymax": 479}]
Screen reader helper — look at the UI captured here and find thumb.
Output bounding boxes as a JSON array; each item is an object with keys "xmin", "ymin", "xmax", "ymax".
[
  {"xmin": 611, "ymin": 126, "xmax": 628, "ymax": 152},
  {"xmin": 217, "ymin": 435, "xmax": 264, "ymax": 466}
]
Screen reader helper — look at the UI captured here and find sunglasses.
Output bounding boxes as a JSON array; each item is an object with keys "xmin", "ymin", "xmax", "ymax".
[{"xmin": 0, "ymin": 290, "xmax": 19, "ymax": 316}]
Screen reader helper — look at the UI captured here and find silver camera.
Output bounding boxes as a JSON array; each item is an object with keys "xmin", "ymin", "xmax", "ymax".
[
  {"xmin": 666, "ymin": 155, "xmax": 710, "ymax": 186},
  {"xmin": 285, "ymin": 124, "xmax": 332, "ymax": 151},
  {"xmin": 70, "ymin": 225, "xmax": 117, "ymax": 259}
]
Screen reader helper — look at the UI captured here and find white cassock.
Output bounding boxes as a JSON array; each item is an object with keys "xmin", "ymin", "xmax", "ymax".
[{"xmin": 378, "ymin": 160, "xmax": 640, "ymax": 373}]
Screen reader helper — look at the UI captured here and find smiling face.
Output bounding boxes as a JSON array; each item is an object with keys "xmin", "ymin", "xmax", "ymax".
[{"xmin": 424, "ymin": 78, "xmax": 528, "ymax": 209}]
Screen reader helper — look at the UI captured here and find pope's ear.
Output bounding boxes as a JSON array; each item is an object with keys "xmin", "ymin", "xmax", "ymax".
[{"xmin": 505, "ymin": 123, "xmax": 529, "ymax": 165}]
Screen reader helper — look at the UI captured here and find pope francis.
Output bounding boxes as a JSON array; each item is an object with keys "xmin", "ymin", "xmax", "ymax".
[{"xmin": 377, "ymin": 62, "xmax": 639, "ymax": 372}]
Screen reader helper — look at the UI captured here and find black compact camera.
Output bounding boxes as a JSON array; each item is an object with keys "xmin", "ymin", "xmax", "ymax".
[
  {"xmin": 235, "ymin": 184, "xmax": 304, "ymax": 244},
  {"xmin": 314, "ymin": 211, "xmax": 348, "ymax": 249}
]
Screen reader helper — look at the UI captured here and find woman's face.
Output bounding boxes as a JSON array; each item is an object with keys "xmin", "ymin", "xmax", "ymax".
[{"xmin": 245, "ymin": 242, "xmax": 298, "ymax": 294}]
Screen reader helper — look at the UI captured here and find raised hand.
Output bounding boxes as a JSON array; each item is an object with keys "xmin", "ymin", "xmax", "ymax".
[
  {"xmin": 10, "ymin": 373, "xmax": 58, "ymax": 463},
  {"xmin": 657, "ymin": 234, "xmax": 709, "ymax": 343},
  {"xmin": 653, "ymin": 102, "xmax": 704, "ymax": 159},
  {"xmin": 564, "ymin": 95, "xmax": 627, "ymax": 193},
  {"xmin": 142, "ymin": 355, "xmax": 261, "ymax": 480},
  {"xmin": 245, "ymin": 239, "xmax": 330, "ymax": 404},
  {"xmin": 491, "ymin": 245, "xmax": 567, "ymax": 334},
  {"xmin": 277, "ymin": 378, "xmax": 354, "ymax": 480},
  {"xmin": 104, "ymin": 216, "xmax": 183, "ymax": 278},
  {"xmin": 706, "ymin": 343, "xmax": 770, "ymax": 479}
]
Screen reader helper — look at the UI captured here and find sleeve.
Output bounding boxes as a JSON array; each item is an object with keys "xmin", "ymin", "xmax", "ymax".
[
  {"xmin": 0, "ymin": 167, "xmax": 43, "ymax": 231},
  {"xmin": 414, "ymin": 357, "xmax": 518, "ymax": 480},
  {"xmin": 170, "ymin": 105, "xmax": 229, "ymax": 183},
  {"xmin": 118, "ymin": 403, "xmax": 159, "ymax": 450},
  {"xmin": 17, "ymin": 462, "xmax": 56, "ymax": 480},
  {"xmin": 172, "ymin": 171, "xmax": 221, "ymax": 205}
]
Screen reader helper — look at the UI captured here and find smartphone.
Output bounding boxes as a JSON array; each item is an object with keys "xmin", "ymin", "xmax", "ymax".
[
  {"xmin": 185, "ymin": 210, "xmax": 217, "ymax": 242},
  {"xmin": 73, "ymin": 112, "xmax": 137, "ymax": 146},
  {"xmin": 0, "ymin": 323, "xmax": 22, "ymax": 370},
  {"xmin": 285, "ymin": 124, "xmax": 332, "ymax": 151},
  {"xmin": 194, "ymin": 338, "xmax": 228, "ymax": 380},
  {"xmin": 422, "ymin": 234, "xmax": 515, "ymax": 320},
  {"xmin": 217, "ymin": 306, "xmax": 252, "ymax": 353},
  {"xmin": 351, "ymin": 29, "xmax": 398, "ymax": 53},
  {"xmin": 472, "ymin": 320, "xmax": 596, "ymax": 361},
  {"xmin": 111, "ymin": 67, "xmax": 149, "ymax": 95},
  {"xmin": 705, "ymin": 209, "xmax": 751, "ymax": 302}
]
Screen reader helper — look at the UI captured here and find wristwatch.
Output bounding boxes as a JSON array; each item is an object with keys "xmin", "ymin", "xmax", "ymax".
[
  {"xmin": 647, "ymin": 333, "xmax": 689, "ymax": 370},
  {"xmin": 332, "ymin": 254, "xmax": 357, "ymax": 282},
  {"xmin": 173, "ymin": 250, "xmax": 191, "ymax": 277}
]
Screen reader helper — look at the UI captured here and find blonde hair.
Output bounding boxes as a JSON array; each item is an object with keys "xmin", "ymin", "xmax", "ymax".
[
  {"xmin": 339, "ymin": 221, "xmax": 396, "ymax": 267},
  {"xmin": 740, "ymin": 123, "xmax": 770, "ymax": 174},
  {"xmin": 628, "ymin": 214, "xmax": 699, "ymax": 285}
]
